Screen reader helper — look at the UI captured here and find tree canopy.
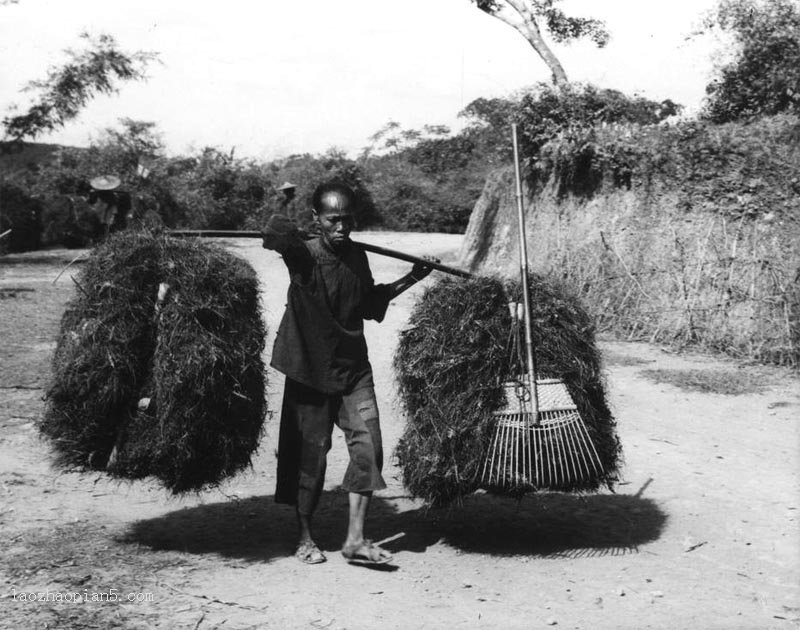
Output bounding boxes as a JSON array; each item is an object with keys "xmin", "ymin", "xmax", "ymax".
[
  {"xmin": 2, "ymin": 33, "xmax": 157, "ymax": 144},
  {"xmin": 700, "ymin": 0, "xmax": 800, "ymax": 122},
  {"xmin": 471, "ymin": 0, "xmax": 609, "ymax": 87}
]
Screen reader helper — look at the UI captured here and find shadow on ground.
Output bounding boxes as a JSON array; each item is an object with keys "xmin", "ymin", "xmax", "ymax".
[{"xmin": 122, "ymin": 486, "xmax": 667, "ymax": 563}]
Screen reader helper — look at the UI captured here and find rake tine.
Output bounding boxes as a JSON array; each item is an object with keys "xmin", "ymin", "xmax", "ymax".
[
  {"xmin": 573, "ymin": 418, "xmax": 603, "ymax": 476},
  {"xmin": 493, "ymin": 423, "xmax": 503, "ymax": 485},
  {"xmin": 517, "ymin": 420, "xmax": 525, "ymax": 486},
  {"xmin": 559, "ymin": 412, "xmax": 580, "ymax": 484},
  {"xmin": 523, "ymin": 411, "xmax": 532, "ymax": 485},
  {"xmin": 505, "ymin": 421, "xmax": 512, "ymax": 487},
  {"xmin": 567, "ymin": 413, "xmax": 592, "ymax": 480},
  {"xmin": 509, "ymin": 422, "xmax": 516, "ymax": 487},
  {"xmin": 561, "ymin": 413, "xmax": 584, "ymax": 482},
  {"xmin": 481, "ymin": 424, "xmax": 492, "ymax": 483},
  {"xmin": 506, "ymin": 423, "xmax": 514, "ymax": 487},
  {"xmin": 553, "ymin": 412, "xmax": 571, "ymax": 483},
  {"xmin": 579, "ymin": 419, "xmax": 604, "ymax": 475},
  {"xmin": 493, "ymin": 421, "xmax": 503, "ymax": 486},
  {"xmin": 546, "ymin": 422, "xmax": 557, "ymax": 488},
  {"xmin": 489, "ymin": 421, "xmax": 503, "ymax": 485},
  {"xmin": 514, "ymin": 421, "xmax": 521, "ymax": 486},
  {"xmin": 545, "ymin": 418, "xmax": 558, "ymax": 488},
  {"xmin": 557, "ymin": 421, "xmax": 569, "ymax": 487},
  {"xmin": 482, "ymin": 425, "xmax": 497, "ymax": 484},
  {"xmin": 518, "ymin": 423, "xmax": 524, "ymax": 486},
  {"xmin": 499, "ymin": 417, "xmax": 510, "ymax": 487},
  {"xmin": 539, "ymin": 425, "xmax": 549, "ymax": 487},
  {"xmin": 555, "ymin": 414, "xmax": 570, "ymax": 487},
  {"xmin": 512, "ymin": 420, "xmax": 519, "ymax": 486},
  {"xmin": 535, "ymin": 424, "xmax": 543, "ymax": 488},
  {"xmin": 553, "ymin": 415, "xmax": 569, "ymax": 487},
  {"xmin": 530, "ymin": 418, "xmax": 536, "ymax": 486}
]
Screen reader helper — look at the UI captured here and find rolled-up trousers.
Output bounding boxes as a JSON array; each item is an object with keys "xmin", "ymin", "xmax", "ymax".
[{"xmin": 274, "ymin": 373, "xmax": 386, "ymax": 515}]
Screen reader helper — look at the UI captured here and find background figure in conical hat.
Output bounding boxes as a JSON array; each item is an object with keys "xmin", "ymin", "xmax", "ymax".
[
  {"xmin": 276, "ymin": 181, "xmax": 298, "ymax": 216},
  {"xmin": 89, "ymin": 175, "xmax": 130, "ymax": 236}
]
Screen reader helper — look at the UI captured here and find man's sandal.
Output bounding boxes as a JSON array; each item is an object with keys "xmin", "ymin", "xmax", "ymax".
[
  {"xmin": 295, "ymin": 540, "xmax": 326, "ymax": 564},
  {"xmin": 341, "ymin": 539, "xmax": 393, "ymax": 566}
]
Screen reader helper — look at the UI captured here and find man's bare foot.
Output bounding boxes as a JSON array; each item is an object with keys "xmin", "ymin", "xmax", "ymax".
[
  {"xmin": 341, "ymin": 539, "xmax": 393, "ymax": 565},
  {"xmin": 295, "ymin": 540, "xmax": 326, "ymax": 564}
]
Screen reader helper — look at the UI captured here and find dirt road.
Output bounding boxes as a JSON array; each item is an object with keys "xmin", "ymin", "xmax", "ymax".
[{"xmin": 1, "ymin": 233, "xmax": 798, "ymax": 630}]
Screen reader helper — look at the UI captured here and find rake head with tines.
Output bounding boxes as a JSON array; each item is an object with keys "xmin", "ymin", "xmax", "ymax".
[{"xmin": 480, "ymin": 377, "xmax": 604, "ymax": 491}]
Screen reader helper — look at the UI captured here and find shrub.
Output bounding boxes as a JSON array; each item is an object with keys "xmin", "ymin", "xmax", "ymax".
[{"xmin": 0, "ymin": 182, "xmax": 43, "ymax": 253}]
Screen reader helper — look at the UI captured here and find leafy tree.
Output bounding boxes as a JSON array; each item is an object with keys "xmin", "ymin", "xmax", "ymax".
[
  {"xmin": 361, "ymin": 121, "xmax": 451, "ymax": 158},
  {"xmin": 95, "ymin": 118, "xmax": 164, "ymax": 173},
  {"xmin": 2, "ymin": 33, "xmax": 157, "ymax": 144},
  {"xmin": 270, "ymin": 149, "xmax": 380, "ymax": 229},
  {"xmin": 700, "ymin": 0, "xmax": 800, "ymax": 122},
  {"xmin": 513, "ymin": 83, "xmax": 681, "ymax": 194},
  {"xmin": 168, "ymin": 147, "xmax": 269, "ymax": 230},
  {"xmin": 363, "ymin": 154, "xmax": 480, "ymax": 233},
  {"xmin": 456, "ymin": 84, "xmax": 680, "ymax": 166},
  {"xmin": 24, "ymin": 118, "xmax": 164, "ymax": 196},
  {"xmin": 471, "ymin": 0, "xmax": 609, "ymax": 87},
  {"xmin": 457, "ymin": 95, "xmax": 521, "ymax": 163}
]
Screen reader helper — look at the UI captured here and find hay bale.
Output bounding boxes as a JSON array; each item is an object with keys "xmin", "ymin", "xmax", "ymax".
[
  {"xmin": 40, "ymin": 231, "xmax": 267, "ymax": 493},
  {"xmin": 394, "ymin": 274, "xmax": 621, "ymax": 506}
]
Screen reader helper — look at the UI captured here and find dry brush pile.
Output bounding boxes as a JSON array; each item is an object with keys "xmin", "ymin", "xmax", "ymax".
[
  {"xmin": 39, "ymin": 231, "xmax": 267, "ymax": 493},
  {"xmin": 394, "ymin": 274, "xmax": 621, "ymax": 506}
]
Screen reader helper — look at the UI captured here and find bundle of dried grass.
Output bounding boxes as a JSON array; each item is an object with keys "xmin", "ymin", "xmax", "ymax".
[
  {"xmin": 40, "ymin": 231, "xmax": 267, "ymax": 493},
  {"xmin": 394, "ymin": 274, "xmax": 621, "ymax": 506}
]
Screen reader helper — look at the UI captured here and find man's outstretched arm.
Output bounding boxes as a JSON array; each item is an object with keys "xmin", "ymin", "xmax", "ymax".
[
  {"xmin": 361, "ymin": 258, "xmax": 437, "ymax": 322},
  {"xmin": 383, "ymin": 258, "xmax": 437, "ymax": 300},
  {"xmin": 261, "ymin": 214, "xmax": 314, "ymax": 280}
]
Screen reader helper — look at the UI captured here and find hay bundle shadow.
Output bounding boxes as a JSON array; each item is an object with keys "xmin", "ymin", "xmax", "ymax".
[
  {"xmin": 394, "ymin": 274, "xmax": 621, "ymax": 506},
  {"xmin": 40, "ymin": 231, "xmax": 267, "ymax": 493}
]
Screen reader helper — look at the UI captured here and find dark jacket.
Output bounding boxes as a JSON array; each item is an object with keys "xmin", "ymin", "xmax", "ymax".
[{"xmin": 264, "ymin": 217, "xmax": 391, "ymax": 393}]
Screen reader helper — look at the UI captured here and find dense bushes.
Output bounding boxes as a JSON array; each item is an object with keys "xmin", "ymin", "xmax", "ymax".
[
  {"xmin": 40, "ymin": 195, "xmax": 100, "ymax": 248},
  {"xmin": 528, "ymin": 113, "xmax": 800, "ymax": 220},
  {"xmin": 0, "ymin": 183, "xmax": 43, "ymax": 253},
  {"xmin": 699, "ymin": 0, "xmax": 800, "ymax": 123},
  {"xmin": 364, "ymin": 155, "xmax": 482, "ymax": 233}
]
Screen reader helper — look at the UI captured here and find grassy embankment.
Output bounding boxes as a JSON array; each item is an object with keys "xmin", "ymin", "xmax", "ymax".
[{"xmin": 462, "ymin": 114, "xmax": 800, "ymax": 367}]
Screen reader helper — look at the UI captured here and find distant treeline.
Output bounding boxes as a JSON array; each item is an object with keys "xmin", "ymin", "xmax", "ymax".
[{"xmin": 0, "ymin": 84, "xmax": 681, "ymax": 252}]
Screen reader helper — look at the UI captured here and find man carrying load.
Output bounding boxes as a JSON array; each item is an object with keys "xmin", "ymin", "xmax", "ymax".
[{"xmin": 262, "ymin": 180, "xmax": 434, "ymax": 565}]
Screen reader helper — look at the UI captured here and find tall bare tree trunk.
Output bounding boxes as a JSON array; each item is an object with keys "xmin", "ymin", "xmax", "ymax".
[
  {"xmin": 477, "ymin": 0, "xmax": 569, "ymax": 88},
  {"xmin": 509, "ymin": 0, "xmax": 569, "ymax": 88}
]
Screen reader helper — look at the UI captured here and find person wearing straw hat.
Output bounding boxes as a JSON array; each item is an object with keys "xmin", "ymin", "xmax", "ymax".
[
  {"xmin": 262, "ymin": 180, "xmax": 435, "ymax": 566},
  {"xmin": 276, "ymin": 181, "xmax": 298, "ymax": 217},
  {"xmin": 89, "ymin": 175, "xmax": 125, "ymax": 236}
]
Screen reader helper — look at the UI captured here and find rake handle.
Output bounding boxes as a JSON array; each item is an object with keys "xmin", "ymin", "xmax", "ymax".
[
  {"xmin": 511, "ymin": 124, "xmax": 540, "ymax": 424},
  {"xmin": 167, "ymin": 230, "xmax": 474, "ymax": 279}
]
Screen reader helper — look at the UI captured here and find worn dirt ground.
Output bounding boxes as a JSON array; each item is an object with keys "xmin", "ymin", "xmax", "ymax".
[{"xmin": 1, "ymin": 233, "xmax": 798, "ymax": 630}]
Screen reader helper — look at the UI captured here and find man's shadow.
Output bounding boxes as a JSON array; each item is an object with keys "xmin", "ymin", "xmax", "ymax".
[{"xmin": 121, "ymin": 480, "xmax": 666, "ymax": 563}]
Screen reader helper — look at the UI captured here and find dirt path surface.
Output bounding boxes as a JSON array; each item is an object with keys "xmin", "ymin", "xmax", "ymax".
[{"xmin": 1, "ymin": 233, "xmax": 798, "ymax": 630}]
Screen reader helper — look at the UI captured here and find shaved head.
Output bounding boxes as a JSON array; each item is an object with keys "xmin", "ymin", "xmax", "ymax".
[
  {"xmin": 311, "ymin": 181, "xmax": 357, "ymax": 248},
  {"xmin": 312, "ymin": 182, "xmax": 356, "ymax": 215}
]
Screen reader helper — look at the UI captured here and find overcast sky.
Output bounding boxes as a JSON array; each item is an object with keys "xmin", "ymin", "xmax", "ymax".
[{"xmin": 0, "ymin": 0, "xmax": 722, "ymax": 159}]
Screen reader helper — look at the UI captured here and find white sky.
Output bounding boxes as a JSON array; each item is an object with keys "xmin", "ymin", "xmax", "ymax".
[{"xmin": 0, "ymin": 0, "xmax": 721, "ymax": 160}]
